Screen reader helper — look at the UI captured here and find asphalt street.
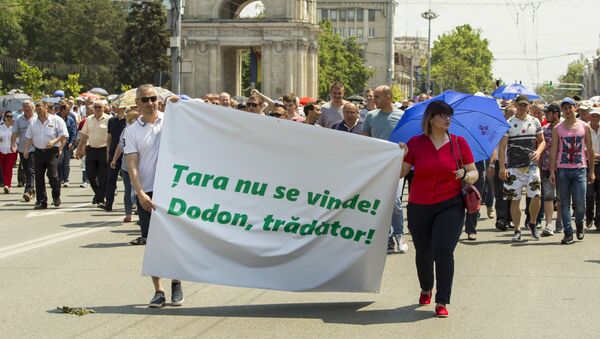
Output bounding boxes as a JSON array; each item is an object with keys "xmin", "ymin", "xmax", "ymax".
[{"xmin": 1, "ymin": 161, "xmax": 599, "ymax": 338}]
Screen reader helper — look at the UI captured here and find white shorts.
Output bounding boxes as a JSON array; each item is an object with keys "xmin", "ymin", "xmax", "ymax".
[{"xmin": 503, "ymin": 166, "xmax": 542, "ymax": 200}]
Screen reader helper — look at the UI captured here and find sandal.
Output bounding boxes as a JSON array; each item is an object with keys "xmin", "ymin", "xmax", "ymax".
[{"xmin": 130, "ymin": 237, "xmax": 146, "ymax": 245}]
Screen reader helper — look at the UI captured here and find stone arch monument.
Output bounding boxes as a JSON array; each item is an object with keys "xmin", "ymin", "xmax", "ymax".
[{"xmin": 182, "ymin": 0, "xmax": 319, "ymax": 98}]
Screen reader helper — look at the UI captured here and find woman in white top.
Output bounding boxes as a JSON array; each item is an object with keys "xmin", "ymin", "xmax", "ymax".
[{"xmin": 0, "ymin": 111, "xmax": 18, "ymax": 193}]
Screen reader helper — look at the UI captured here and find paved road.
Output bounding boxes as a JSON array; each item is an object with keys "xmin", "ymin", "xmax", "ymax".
[{"xmin": 1, "ymin": 161, "xmax": 599, "ymax": 338}]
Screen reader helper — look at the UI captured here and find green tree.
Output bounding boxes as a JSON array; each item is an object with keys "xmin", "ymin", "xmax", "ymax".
[
  {"xmin": 0, "ymin": 1, "xmax": 26, "ymax": 57},
  {"xmin": 558, "ymin": 60, "xmax": 585, "ymax": 97},
  {"xmin": 14, "ymin": 59, "xmax": 46, "ymax": 99},
  {"xmin": 318, "ymin": 21, "xmax": 374, "ymax": 98},
  {"xmin": 64, "ymin": 73, "xmax": 83, "ymax": 97},
  {"xmin": 18, "ymin": 0, "xmax": 125, "ymax": 90},
  {"xmin": 117, "ymin": 2, "xmax": 169, "ymax": 89},
  {"xmin": 430, "ymin": 24, "xmax": 493, "ymax": 94}
]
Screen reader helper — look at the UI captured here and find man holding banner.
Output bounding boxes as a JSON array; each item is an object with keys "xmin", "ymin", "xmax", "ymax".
[{"xmin": 123, "ymin": 84, "xmax": 184, "ymax": 308}]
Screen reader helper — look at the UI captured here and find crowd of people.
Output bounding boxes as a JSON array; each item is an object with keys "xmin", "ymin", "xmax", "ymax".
[{"xmin": 2, "ymin": 81, "xmax": 600, "ymax": 317}]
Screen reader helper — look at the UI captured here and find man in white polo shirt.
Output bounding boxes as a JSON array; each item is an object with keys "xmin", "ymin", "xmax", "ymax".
[
  {"xmin": 22, "ymin": 101, "xmax": 68, "ymax": 209},
  {"xmin": 123, "ymin": 84, "xmax": 183, "ymax": 308}
]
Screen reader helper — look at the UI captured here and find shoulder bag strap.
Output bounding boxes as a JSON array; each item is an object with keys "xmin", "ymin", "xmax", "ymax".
[{"xmin": 447, "ymin": 132, "xmax": 462, "ymax": 171}]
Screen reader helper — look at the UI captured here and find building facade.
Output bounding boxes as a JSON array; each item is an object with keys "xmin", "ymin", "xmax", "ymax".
[
  {"xmin": 393, "ymin": 36, "xmax": 428, "ymax": 99},
  {"xmin": 316, "ymin": 1, "xmax": 395, "ymax": 91},
  {"xmin": 181, "ymin": 0, "xmax": 319, "ymax": 98},
  {"xmin": 583, "ymin": 52, "xmax": 600, "ymax": 98}
]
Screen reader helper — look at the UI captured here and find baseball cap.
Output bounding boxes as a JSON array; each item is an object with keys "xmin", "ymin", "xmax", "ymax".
[
  {"xmin": 543, "ymin": 103, "xmax": 560, "ymax": 113},
  {"xmin": 589, "ymin": 107, "xmax": 600, "ymax": 115},
  {"xmin": 515, "ymin": 94, "xmax": 530, "ymax": 104},
  {"xmin": 578, "ymin": 100, "xmax": 592, "ymax": 110},
  {"xmin": 561, "ymin": 97, "xmax": 576, "ymax": 107}
]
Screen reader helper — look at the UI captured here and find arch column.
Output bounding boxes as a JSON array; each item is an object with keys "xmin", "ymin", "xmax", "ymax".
[
  {"xmin": 296, "ymin": 41, "xmax": 308, "ymax": 96},
  {"xmin": 307, "ymin": 42, "xmax": 318, "ymax": 98},
  {"xmin": 285, "ymin": 40, "xmax": 295, "ymax": 93}
]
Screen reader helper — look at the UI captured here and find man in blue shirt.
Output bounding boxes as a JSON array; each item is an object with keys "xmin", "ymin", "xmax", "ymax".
[{"xmin": 58, "ymin": 103, "xmax": 77, "ymax": 187}]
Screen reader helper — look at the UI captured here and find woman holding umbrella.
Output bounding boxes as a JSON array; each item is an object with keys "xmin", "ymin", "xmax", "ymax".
[{"xmin": 398, "ymin": 100, "xmax": 478, "ymax": 317}]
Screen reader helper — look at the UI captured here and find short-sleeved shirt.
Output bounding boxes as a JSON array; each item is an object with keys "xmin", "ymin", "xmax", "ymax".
[
  {"xmin": 14, "ymin": 114, "xmax": 36, "ymax": 153},
  {"xmin": 81, "ymin": 113, "xmax": 110, "ymax": 148},
  {"xmin": 590, "ymin": 126, "xmax": 600, "ymax": 160},
  {"xmin": 541, "ymin": 123, "xmax": 555, "ymax": 171},
  {"xmin": 122, "ymin": 113, "xmax": 164, "ymax": 193},
  {"xmin": 362, "ymin": 108, "xmax": 404, "ymax": 140},
  {"xmin": 107, "ymin": 115, "xmax": 127, "ymax": 154},
  {"xmin": 0, "ymin": 124, "xmax": 14, "ymax": 154},
  {"xmin": 316, "ymin": 101, "xmax": 344, "ymax": 128},
  {"xmin": 404, "ymin": 134, "xmax": 474, "ymax": 204},
  {"xmin": 25, "ymin": 115, "xmax": 68, "ymax": 149},
  {"xmin": 331, "ymin": 119, "xmax": 364, "ymax": 134},
  {"xmin": 505, "ymin": 114, "xmax": 542, "ymax": 168}
]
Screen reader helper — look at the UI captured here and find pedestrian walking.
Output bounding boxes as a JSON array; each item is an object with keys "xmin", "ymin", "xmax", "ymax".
[
  {"xmin": 57, "ymin": 103, "xmax": 77, "ymax": 187},
  {"xmin": 102, "ymin": 105, "xmax": 127, "ymax": 211},
  {"xmin": 585, "ymin": 107, "xmax": 600, "ymax": 230},
  {"xmin": 540, "ymin": 103, "xmax": 563, "ymax": 236},
  {"xmin": 76, "ymin": 100, "xmax": 110, "ymax": 205},
  {"xmin": 110, "ymin": 109, "xmax": 139, "ymax": 223},
  {"xmin": 361, "ymin": 85, "xmax": 406, "ymax": 253},
  {"xmin": 550, "ymin": 98, "xmax": 595, "ymax": 244},
  {"xmin": 11, "ymin": 100, "xmax": 36, "ymax": 202},
  {"xmin": 22, "ymin": 102, "xmax": 68, "ymax": 209},
  {"xmin": 0, "ymin": 111, "xmax": 18, "ymax": 193},
  {"xmin": 398, "ymin": 100, "xmax": 478, "ymax": 318},
  {"xmin": 499, "ymin": 95, "xmax": 546, "ymax": 242},
  {"xmin": 122, "ymin": 84, "xmax": 183, "ymax": 308}
]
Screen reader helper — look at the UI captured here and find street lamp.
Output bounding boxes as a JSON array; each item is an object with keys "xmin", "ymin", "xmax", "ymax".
[
  {"xmin": 409, "ymin": 39, "xmax": 420, "ymax": 99},
  {"xmin": 421, "ymin": 9, "xmax": 438, "ymax": 94}
]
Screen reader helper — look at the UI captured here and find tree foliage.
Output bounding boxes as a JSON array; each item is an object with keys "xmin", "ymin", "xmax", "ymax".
[
  {"xmin": 559, "ymin": 60, "xmax": 584, "ymax": 85},
  {"xmin": 430, "ymin": 24, "xmax": 493, "ymax": 94},
  {"xmin": 318, "ymin": 21, "xmax": 374, "ymax": 98},
  {"xmin": 14, "ymin": 59, "xmax": 46, "ymax": 99},
  {"xmin": 116, "ymin": 2, "xmax": 169, "ymax": 88}
]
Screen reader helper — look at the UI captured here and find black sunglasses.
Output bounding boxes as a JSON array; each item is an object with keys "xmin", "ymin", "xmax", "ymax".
[
  {"xmin": 140, "ymin": 96, "xmax": 158, "ymax": 103},
  {"xmin": 246, "ymin": 102, "xmax": 259, "ymax": 108},
  {"xmin": 4, "ymin": 115, "xmax": 13, "ymax": 118}
]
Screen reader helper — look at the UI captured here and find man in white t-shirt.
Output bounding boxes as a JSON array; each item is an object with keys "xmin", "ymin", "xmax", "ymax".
[{"xmin": 123, "ymin": 84, "xmax": 183, "ymax": 308}]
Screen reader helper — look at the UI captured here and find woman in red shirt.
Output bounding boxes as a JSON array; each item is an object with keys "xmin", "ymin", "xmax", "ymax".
[{"xmin": 399, "ymin": 100, "xmax": 478, "ymax": 318}]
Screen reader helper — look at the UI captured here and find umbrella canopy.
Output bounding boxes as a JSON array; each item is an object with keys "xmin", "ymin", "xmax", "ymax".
[
  {"xmin": 41, "ymin": 97, "xmax": 60, "ymax": 104},
  {"xmin": 53, "ymin": 90, "xmax": 65, "ymax": 97},
  {"xmin": 79, "ymin": 92, "xmax": 100, "ymax": 100},
  {"xmin": 492, "ymin": 84, "xmax": 540, "ymax": 100},
  {"xmin": 346, "ymin": 95, "xmax": 365, "ymax": 103},
  {"xmin": 89, "ymin": 87, "xmax": 109, "ymax": 96},
  {"xmin": 299, "ymin": 96, "xmax": 316, "ymax": 106},
  {"xmin": 112, "ymin": 87, "xmax": 175, "ymax": 108},
  {"xmin": 389, "ymin": 90, "xmax": 510, "ymax": 162},
  {"xmin": 0, "ymin": 93, "xmax": 32, "ymax": 112},
  {"xmin": 232, "ymin": 95, "xmax": 248, "ymax": 103},
  {"xmin": 589, "ymin": 96, "xmax": 600, "ymax": 105}
]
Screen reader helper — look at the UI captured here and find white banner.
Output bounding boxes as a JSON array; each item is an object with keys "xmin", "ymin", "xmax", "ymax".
[{"xmin": 142, "ymin": 101, "xmax": 404, "ymax": 292}]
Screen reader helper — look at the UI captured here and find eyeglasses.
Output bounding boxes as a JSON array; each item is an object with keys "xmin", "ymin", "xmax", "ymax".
[
  {"xmin": 94, "ymin": 106, "xmax": 103, "ymax": 109},
  {"xmin": 246, "ymin": 102, "xmax": 259, "ymax": 108},
  {"xmin": 4, "ymin": 115, "xmax": 13, "ymax": 119},
  {"xmin": 434, "ymin": 113, "xmax": 453, "ymax": 119},
  {"xmin": 139, "ymin": 96, "xmax": 158, "ymax": 103},
  {"xmin": 269, "ymin": 113, "xmax": 283, "ymax": 117}
]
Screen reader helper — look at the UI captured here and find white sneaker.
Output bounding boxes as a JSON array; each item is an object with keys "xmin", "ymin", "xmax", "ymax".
[
  {"xmin": 80, "ymin": 182, "xmax": 89, "ymax": 188},
  {"xmin": 394, "ymin": 234, "xmax": 409, "ymax": 253},
  {"xmin": 62, "ymin": 181, "xmax": 70, "ymax": 187}
]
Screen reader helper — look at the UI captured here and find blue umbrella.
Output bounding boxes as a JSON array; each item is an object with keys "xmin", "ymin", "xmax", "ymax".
[
  {"xmin": 389, "ymin": 90, "xmax": 510, "ymax": 162},
  {"xmin": 53, "ymin": 90, "xmax": 65, "ymax": 97},
  {"xmin": 491, "ymin": 83, "xmax": 540, "ymax": 100}
]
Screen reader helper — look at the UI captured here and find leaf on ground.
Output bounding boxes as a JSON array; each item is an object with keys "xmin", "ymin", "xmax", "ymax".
[{"xmin": 57, "ymin": 306, "xmax": 96, "ymax": 316}]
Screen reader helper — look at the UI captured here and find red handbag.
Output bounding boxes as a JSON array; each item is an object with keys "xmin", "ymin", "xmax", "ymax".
[{"xmin": 448, "ymin": 133, "xmax": 481, "ymax": 214}]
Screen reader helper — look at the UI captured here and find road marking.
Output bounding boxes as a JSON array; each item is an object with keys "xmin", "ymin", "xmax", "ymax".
[
  {"xmin": 25, "ymin": 203, "xmax": 93, "ymax": 218},
  {"xmin": 0, "ymin": 218, "xmax": 122, "ymax": 259},
  {"xmin": 0, "ymin": 202, "xmax": 21, "ymax": 207}
]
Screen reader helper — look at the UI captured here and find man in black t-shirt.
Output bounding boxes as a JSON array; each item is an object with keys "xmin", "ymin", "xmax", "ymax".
[{"xmin": 99, "ymin": 105, "xmax": 127, "ymax": 211}]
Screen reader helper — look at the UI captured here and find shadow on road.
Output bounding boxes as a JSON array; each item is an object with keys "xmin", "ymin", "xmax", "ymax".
[
  {"xmin": 52, "ymin": 302, "xmax": 434, "ymax": 324},
  {"xmin": 62, "ymin": 221, "xmax": 122, "ymax": 229},
  {"xmin": 80, "ymin": 242, "xmax": 131, "ymax": 249},
  {"xmin": 584, "ymin": 260, "xmax": 600, "ymax": 264}
]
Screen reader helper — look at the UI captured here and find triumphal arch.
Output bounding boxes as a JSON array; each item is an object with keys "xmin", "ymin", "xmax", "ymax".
[{"xmin": 181, "ymin": 0, "xmax": 319, "ymax": 98}]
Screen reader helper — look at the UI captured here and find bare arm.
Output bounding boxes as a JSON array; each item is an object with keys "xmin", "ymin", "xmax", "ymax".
[
  {"xmin": 531, "ymin": 133, "xmax": 546, "ymax": 162},
  {"xmin": 498, "ymin": 135, "xmax": 508, "ymax": 180},
  {"xmin": 126, "ymin": 153, "xmax": 154, "ymax": 211},
  {"xmin": 462, "ymin": 162, "xmax": 479, "ymax": 185},
  {"xmin": 549, "ymin": 128, "xmax": 559, "ymax": 185},
  {"xmin": 76, "ymin": 134, "xmax": 89, "ymax": 158},
  {"xmin": 252, "ymin": 90, "xmax": 274, "ymax": 114},
  {"xmin": 585, "ymin": 125, "xmax": 595, "ymax": 183},
  {"xmin": 111, "ymin": 144, "xmax": 123, "ymax": 169}
]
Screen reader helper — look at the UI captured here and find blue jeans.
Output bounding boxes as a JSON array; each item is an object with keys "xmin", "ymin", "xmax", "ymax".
[
  {"xmin": 390, "ymin": 182, "xmax": 404, "ymax": 236},
  {"xmin": 557, "ymin": 168, "xmax": 587, "ymax": 235},
  {"xmin": 58, "ymin": 146, "xmax": 71, "ymax": 183}
]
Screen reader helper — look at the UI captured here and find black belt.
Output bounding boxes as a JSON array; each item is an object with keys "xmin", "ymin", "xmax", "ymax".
[
  {"xmin": 86, "ymin": 146, "xmax": 107, "ymax": 150},
  {"xmin": 34, "ymin": 147, "xmax": 58, "ymax": 152}
]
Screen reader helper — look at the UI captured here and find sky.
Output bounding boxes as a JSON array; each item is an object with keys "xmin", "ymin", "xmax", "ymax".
[
  {"xmin": 396, "ymin": 0, "xmax": 600, "ymax": 86},
  {"xmin": 241, "ymin": 0, "xmax": 600, "ymax": 87}
]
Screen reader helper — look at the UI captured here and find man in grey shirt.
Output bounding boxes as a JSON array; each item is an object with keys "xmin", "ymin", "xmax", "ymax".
[
  {"xmin": 11, "ymin": 100, "xmax": 36, "ymax": 202},
  {"xmin": 316, "ymin": 81, "xmax": 348, "ymax": 128},
  {"xmin": 361, "ymin": 85, "xmax": 406, "ymax": 253}
]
